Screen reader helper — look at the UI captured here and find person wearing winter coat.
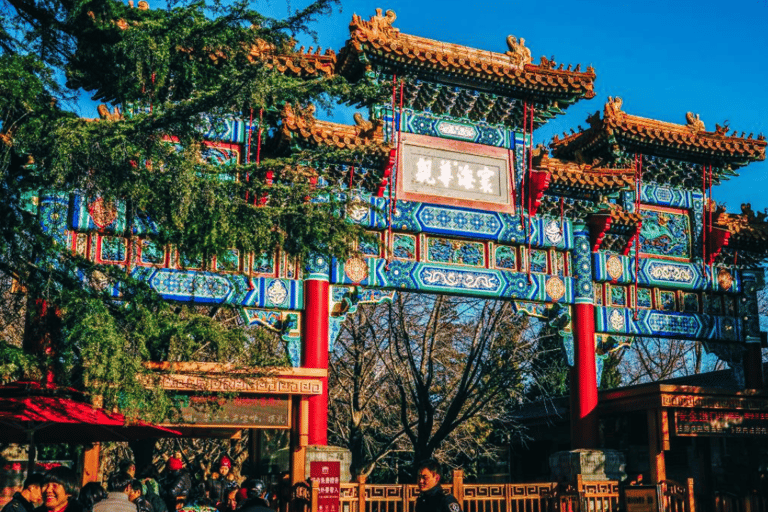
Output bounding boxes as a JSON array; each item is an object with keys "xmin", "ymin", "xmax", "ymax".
[
  {"xmin": 161, "ymin": 455, "xmax": 191, "ymax": 511},
  {"xmin": 205, "ymin": 457, "xmax": 238, "ymax": 507},
  {"xmin": 2, "ymin": 473, "xmax": 44, "ymax": 512},
  {"xmin": 91, "ymin": 472, "xmax": 137, "ymax": 512}
]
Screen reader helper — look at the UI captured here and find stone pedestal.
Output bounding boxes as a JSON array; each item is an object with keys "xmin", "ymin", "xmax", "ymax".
[
  {"xmin": 305, "ymin": 445, "xmax": 352, "ymax": 482},
  {"xmin": 549, "ymin": 449, "xmax": 626, "ymax": 482}
]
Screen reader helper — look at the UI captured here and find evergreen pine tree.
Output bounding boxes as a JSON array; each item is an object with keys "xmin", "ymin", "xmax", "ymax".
[{"xmin": 0, "ymin": 0, "xmax": 382, "ymax": 419}]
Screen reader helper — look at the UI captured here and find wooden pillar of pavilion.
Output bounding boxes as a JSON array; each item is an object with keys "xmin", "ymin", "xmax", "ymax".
[
  {"xmin": 80, "ymin": 443, "xmax": 101, "ymax": 486},
  {"xmin": 647, "ymin": 409, "xmax": 668, "ymax": 483},
  {"xmin": 290, "ymin": 397, "xmax": 310, "ymax": 485}
]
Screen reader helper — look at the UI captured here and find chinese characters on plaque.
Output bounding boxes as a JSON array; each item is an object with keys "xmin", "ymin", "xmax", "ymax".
[
  {"xmin": 166, "ymin": 395, "xmax": 291, "ymax": 428},
  {"xmin": 401, "ymin": 138, "xmax": 511, "ymax": 207},
  {"xmin": 414, "ymin": 156, "xmax": 498, "ymax": 193}
]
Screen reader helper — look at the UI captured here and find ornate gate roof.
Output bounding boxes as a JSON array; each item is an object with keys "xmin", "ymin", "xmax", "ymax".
[
  {"xmin": 550, "ymin": 97, "xmax": 766, "ymax": 177},
  {"xmin": 336, "ymin": 9, "xmax": 596, "ymax": 127}
]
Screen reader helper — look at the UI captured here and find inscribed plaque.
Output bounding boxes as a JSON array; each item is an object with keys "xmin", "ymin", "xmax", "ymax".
[
  {"xmin": 398, "ymin": 133, "xmax": 513, "ymax": 213},
  {"xmin": 167, "ymin": 395, "xmax": 290, "ymax": 428}
]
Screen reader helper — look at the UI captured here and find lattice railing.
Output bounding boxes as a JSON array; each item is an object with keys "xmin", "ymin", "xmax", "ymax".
[
  {"xmin": 337, "ymin": 476, "xmax": 620, "ymax": 512},
  {"xmin": 462, "ymin": 482, "xmax": 558, "ymax": 512},
  {"xmin": 577, "ymin": 479, "xmax": 620, "ymax": 512}
]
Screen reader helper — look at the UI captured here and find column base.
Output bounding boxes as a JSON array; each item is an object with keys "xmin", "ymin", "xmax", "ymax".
[{"xmin": 549, "ymin": 449, "xmax": 626, "ymax": 482}]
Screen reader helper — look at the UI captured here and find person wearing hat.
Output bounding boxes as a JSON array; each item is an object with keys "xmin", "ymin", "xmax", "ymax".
[
  {"xmin": 206, "ymin": 456, "xmax": 238, "ymax": 507},
  {"xmin": 161, "ymin": 454, "xmax": 191, "ymax": 511},
  {"xmin": 236, "ymin": 480, "xmax": 271, "ymax": 512}
]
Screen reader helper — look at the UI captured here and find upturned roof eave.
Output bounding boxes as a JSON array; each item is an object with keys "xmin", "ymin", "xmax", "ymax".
[
  {"xmin": 550, "ymin": 100, "xmax": 767, "ymax": 169},
  {"xmin": 337, "ymin": 10, "xmax": 596, "ymax": 104}
]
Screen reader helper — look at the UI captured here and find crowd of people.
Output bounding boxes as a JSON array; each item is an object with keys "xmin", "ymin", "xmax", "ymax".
[
  {"xmin": 2, "ymin": 456, "xmax": 462, "ymax": 512},
  {"xmin": 2, "ymin": 454, "xmax": 277, "ymax": 512}
]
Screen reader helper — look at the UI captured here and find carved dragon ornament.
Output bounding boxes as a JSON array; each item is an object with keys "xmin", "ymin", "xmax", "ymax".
[
  {"xmin": 685, "ymin": 112, "xmax": 705, "ymax": 133},
  {"xmin": 350, "ymin": 8, "xmax": 399, "ymax": 40},
  {"xmin": 505, "ymin": 35, "xmax": 532, "ymax": 67}
]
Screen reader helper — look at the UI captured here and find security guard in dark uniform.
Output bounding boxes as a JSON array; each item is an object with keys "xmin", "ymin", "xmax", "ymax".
[{"xmin": 415, "ymin": 460, "xmax": 463, "ymax": 512}]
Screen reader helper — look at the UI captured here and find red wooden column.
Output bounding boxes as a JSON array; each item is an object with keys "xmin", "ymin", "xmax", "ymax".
[
  {"xmin": 571, "ymin": 227, "xmax": 599, "ymax": 449},
  {"xmin": 302, "ymin": 256, "xmax": 330, "ymax": 446},
  {"xmin": 571, "ymin": 303, "xmax": 598, "ymax": 448}
]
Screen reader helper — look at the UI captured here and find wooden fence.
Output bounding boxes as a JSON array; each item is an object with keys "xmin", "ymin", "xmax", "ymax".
[
  {"xmin": 659, "ymin": 480, "xmax": 695, "ymax": 512},
  {"xmin": 295, "ymin": 473, "xmax": 705, "ymax": 512},
  {"xmin": 330, "ymin": 473, "xmax": 620, "ymax": 512}
]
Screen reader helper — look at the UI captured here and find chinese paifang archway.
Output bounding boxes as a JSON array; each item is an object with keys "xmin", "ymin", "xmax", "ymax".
[{"xmin": 43, "ymin": 9, "xmax": 768, "ymax": 480}]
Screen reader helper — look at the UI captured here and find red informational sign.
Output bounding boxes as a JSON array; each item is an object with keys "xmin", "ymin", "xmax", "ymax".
[
  {"xmin": 310, "ymin": 461, "xmax": 341, "ymax": 512},
  {"xmin": 675, "ymin": 409, "xmax": 768, "ymax": 436}
]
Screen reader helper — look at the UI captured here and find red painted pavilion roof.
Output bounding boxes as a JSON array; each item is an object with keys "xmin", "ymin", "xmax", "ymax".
[
  {"xmin": 550, "ymin": 97, "xmax": 766, "ymax": 169},
  {"xmin": 337, "ymin": 9, "xmax": 596, "ymax": 103}
]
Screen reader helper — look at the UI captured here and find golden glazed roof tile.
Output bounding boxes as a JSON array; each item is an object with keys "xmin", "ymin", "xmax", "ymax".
[
  {"xmin": 594, "ymin": 203, "xmax": 643, "ymax": 227},
  {"xmin": 171, "ymin": 37, "xmax": 337, "ymax": 78},
  {"xmin": 278, "ymin": 103, "xmax": 390, "ymax": 154},
  {"xmin": 338, "ymin": 9, "xmax": 596, "ymax": 101},
  {"xmin": 714, "ymin": 204, "xmax": 768, "ymax": 249},
  {"xmin": 246, "ymin": 40, "xmax": 337, "ymax": 77},
  {"xmin": 550, "ymin": 97, "xmax": 767, "ymax": 165},
  {"xmin": 533, "ymin": 148, "xmax": 634, "ymax": 192}
]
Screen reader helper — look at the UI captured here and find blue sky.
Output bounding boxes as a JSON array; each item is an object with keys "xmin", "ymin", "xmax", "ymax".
[
  {"xmin": 279, "ymin": 0, "xmax": 768, "ymax": 331},
  {"xmin": 72, "ymin": 0, "xmax": 767, "ymax": 332},
  {"xmin": 263, "ymin": 0, "xmax": 768, "ymax": 216},
  {"xmin": 73, "ymin": 0, "xmax": 768, "ymax": 214}
]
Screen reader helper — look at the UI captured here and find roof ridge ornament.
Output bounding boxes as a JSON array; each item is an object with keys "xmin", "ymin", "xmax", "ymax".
[
  {"xmin": 351, "ymin": 8, "xmax": 399, "ymax": 39},
  {"xmin": 685, "ymin": 111, "xmax": 705, "ymax": 133},
  {"xmin": 714, "ymin": 122, "xmax": 729, "ymax": 136},
  {"xmin": 539, "ymin": 55, "xmax": 556, "ymax": 69},
  {"xmin": 604, "ymin": 96, "xmax": 623, "ymax": 119},
  {"xmin": 281, "ymin": 102, "xmax": 316, "ymax": 130},
  {"xmin": 586, "ymin": 110, "xmax": 601, "ymax": 128},
  {"xmin": 127, "ymin": 0, "xmax": 149, "ymax": 10},
  {"xmin": 505, "ymin": 35, "xmax": 532, "ymax": 67},
  {"xmin": 352, "ymin": 113, "xmax": 383, "ymax": 139},
  {"xmin": 97, "ymin": 104, "xmax": 123, "ymax": 121},
  {"xmin": 740, "ymin": 203, "xmax": 768, "ymax": 225}
]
